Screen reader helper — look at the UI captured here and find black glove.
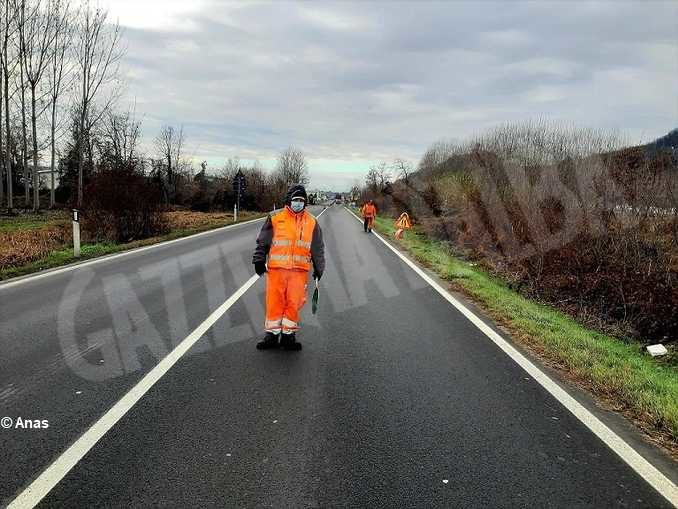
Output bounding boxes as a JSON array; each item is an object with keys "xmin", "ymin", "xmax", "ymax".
[
  {"xmin": 313, "ymin": 269, "xmax": 323, "ymax": 281},
  {"xmin": 254, "ymin": 262, "xmax": 267, "ymax": 276}
]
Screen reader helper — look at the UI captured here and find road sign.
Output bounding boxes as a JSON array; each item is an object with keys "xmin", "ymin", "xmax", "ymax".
[
  {"xmin": 232, "ymin": 170, "xmax": 247, "ymax": 216},
  {"xmin": 232, "ymin": 171, "xmax": 246, "ymax": 192}
]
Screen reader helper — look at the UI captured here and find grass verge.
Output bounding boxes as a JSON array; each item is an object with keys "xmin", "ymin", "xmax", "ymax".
[
  {"xmin": 370, "ymin": 213, "xmax": 678, "ymax": 455},
  {"xmin": 0, "ymin": 211, "xmax": 70, "ymax": 232},
  {"xmin": 0, "ymin": 211, "xmax": 266, "ymax": 281}
]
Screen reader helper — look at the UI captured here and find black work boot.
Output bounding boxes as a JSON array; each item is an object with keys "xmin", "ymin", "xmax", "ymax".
[
  {"xmin": 256, "ymin": 332, "xmax": 279, "ymax": 350},
  {"xmin": 280, "ymin": 332, "xmax": 302, "ymax": 351}
]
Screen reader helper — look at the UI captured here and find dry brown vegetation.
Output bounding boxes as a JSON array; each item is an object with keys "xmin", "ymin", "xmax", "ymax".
[
  {"xmin": 0, "ymin": 210, "xmax": 256, "ymax": 273},
  {"xmin": 165, "ymin": 211, "xmax": 234, "ymax": 230},
  {"xmin": 0, "ymin": 224, "xmax": 71, "ymax": 268},
  {"xmin": 368, "ymin": 121, "xmax": 678, "ymax": 343}
]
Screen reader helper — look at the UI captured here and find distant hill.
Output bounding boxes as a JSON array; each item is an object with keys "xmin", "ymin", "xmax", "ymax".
[
  {"xmin": 651, "ymin": 128, "xmax": 678, "ymax": 148},
  {"xmin": 643, "ymin": 128, "xmax": 678, "ymax": 157},
  {"xmin": 600, "ymin": 128, "xmax": 678, "ymax": 176}
]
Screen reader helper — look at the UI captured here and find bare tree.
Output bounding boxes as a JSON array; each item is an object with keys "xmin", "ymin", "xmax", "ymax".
[
  {"xmin": 370, "ymin": 161, "xmax": 391, "ymax": 191},
  {"xmin": 18, "ymin": 36, "xmax": 29, "ymax": 207},
  {"xmin": 247, "ymin": 160, "xmax": 267, "ymax": 198},
  {"xmin": 220, "ymin": 156, "xmax": 241, "ymax": 180},
  {"xmin": 154, "ymin": 124, "xmax": 184, "ymax": 201},
  {"xmin": 46, "ymin": 0, "xmax": 71, "ymax": 207},
  {"xmin": 0, "ymin": 98, "xmax": 3, "ymax": 208},
  {"xmin": 73, "ymin": 1, "xmax": 123, "ymax": 207},
  {"xmin": 274, "ymin": 145, "xmax": 309, "ymax": 188},
  {"xmin": 0, "ymin": 0, "xmax": 5, "ymax": 207},
  {"xmin": 1, "ymin": 0, "xmax": 18, "ymax": 210},
  {"xmin": 98, "ymin": 105, "xmax": 141, "ymax": 167},
  {"xmin": 418, "ymin": 139, "xmax": 456, "ymax": 174},
  {"xmin": 392, "ymin": 158, "xmax": 414, "ymax": 184},
  {"xmin": 20, "ymin": 0, "xmax": 58, "ymax": 210},
  {"xmin": 365, "ymin": 167, "xmax": 378, "ymax": 192},
  {"xmin": 350, "ymin": 184, "xmax": 360, "ymax": 202}
]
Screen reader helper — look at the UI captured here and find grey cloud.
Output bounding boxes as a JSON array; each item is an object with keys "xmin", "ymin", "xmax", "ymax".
[{"xmin": 116, "ymin": 0, "xmax": 678, "ymax": 189}]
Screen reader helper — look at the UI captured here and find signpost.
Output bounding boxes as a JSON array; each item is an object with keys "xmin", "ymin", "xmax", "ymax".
[
  {"xmin": 72, "ymin": 209, "xmax": 81, "ymax": 258},
  {"xmin": 232, "ymin": 170, "xmax": 247, "ymax": 223}
]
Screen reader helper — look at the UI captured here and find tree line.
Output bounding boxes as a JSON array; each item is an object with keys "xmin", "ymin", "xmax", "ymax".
[
  {"xmin": 0, "ymin": 0, "xmax": 318, "ymax": 215},
  {"xmin": 0, "ymin": 0, "xmax": 122, "ymax": 211},
  {"xmin": 164, "ymin": 146, "xmax": 311, "ymax": 213},
  {"xmin": 366, "ymin": 159, "xmax": 414, "ymax": 191}
]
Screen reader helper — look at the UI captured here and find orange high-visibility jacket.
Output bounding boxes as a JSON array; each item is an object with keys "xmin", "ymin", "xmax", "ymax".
[
  {"xmin": 361, "ymin": 203, "xmax": 377, "ymax": 218},
  {"xmin": 254, "ymin": 206, "xmax": 323, "ymax": 272}
]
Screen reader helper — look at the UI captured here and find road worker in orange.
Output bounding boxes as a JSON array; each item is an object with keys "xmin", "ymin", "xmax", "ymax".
[
  {"xmin": 361, "ymin": 199, "xmax": 377, "ymax": 233},
  {"xmin": 252, "ymin": 184, "xmax": 325, "ymax": 351}
]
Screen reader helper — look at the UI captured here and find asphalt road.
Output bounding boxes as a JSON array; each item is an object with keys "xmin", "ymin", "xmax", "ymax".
[{"xmin": 0, "ymin": 205, "xmax": 674, "ymax": 508}]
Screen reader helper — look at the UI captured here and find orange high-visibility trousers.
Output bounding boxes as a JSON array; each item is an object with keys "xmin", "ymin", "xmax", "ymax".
[{"xmin": 265, "ymin": 268, "xmax": 308, "ymax": 334}]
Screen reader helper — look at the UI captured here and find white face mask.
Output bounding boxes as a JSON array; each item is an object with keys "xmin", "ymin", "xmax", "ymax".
[{"xmin": 290, "ymin": 200, "xmax": 305, "ymax": 213}]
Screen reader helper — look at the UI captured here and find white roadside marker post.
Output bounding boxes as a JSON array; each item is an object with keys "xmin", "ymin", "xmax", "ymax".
[
  {"xmin": 233, "ymin": 203, "xmax": 237, "ymax": 223},
  {"xmin": 72, "ymin": 209, "xmax": 81, "ymax": 258}
]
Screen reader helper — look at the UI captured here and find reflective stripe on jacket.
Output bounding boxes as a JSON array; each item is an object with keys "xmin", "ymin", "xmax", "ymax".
[
  {"xmin": 253, "ymin": 207, "xmax": 325, "ymax": 274},
  {"xmin": 269, "ymin": 207, "xmax": 316, "ymax": 270}
]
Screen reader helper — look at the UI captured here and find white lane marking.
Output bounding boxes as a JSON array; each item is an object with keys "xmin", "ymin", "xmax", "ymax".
[
  {"xmin": 345, "ymin": 207, "xmax": 678, "ymax": 506},
  {"xmin": 7, "ymin": 274, "xmax": 261, "ymax": 509},
  {"xmin": 0, "ymin": 215, "xmax": 269, "ymax": 291},
  {"xmin": 316, "ymin": 206, "xmax": 328, "ymax": 218}
]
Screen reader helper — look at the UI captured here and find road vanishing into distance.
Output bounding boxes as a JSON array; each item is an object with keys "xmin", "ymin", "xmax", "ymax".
[{"xmin": 1, "ymin": 205, "xmax": 676, "ymax": 508}]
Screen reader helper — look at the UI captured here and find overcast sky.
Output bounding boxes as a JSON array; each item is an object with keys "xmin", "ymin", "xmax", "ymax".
[{"xmin": 101, "ymin": 0, "xmax": 678, "ymax": 191}]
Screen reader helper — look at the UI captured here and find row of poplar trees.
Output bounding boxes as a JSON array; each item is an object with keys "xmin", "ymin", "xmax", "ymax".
[{"xmin": 0, "ymin": 0, "xmax": 123, "ymax": 212}]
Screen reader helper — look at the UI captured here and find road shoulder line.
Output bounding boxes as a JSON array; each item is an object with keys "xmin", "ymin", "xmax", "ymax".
[{"xmin": 344, "ymin": 206, "xmax": 677, "ymax": 507}]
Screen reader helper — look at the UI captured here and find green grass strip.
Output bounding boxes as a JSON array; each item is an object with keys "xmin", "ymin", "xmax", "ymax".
[
  {"xmin": 0, "ymin": 211, "xmax": 70, "ymax": 232},
  {"xmin": 371, "ymin": 213, "xmax": 678, "ymax": 444}
]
